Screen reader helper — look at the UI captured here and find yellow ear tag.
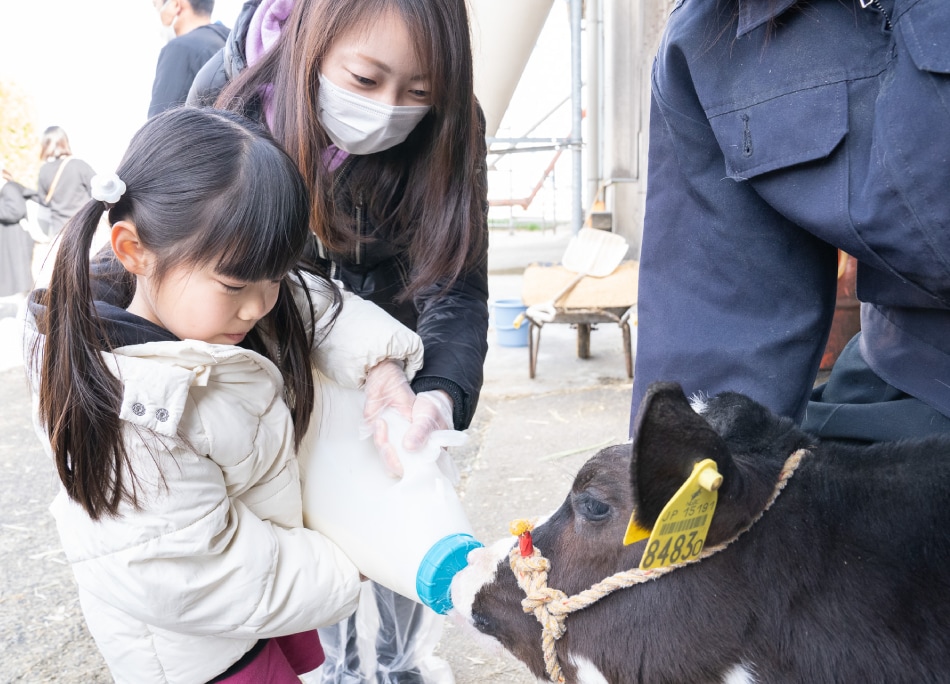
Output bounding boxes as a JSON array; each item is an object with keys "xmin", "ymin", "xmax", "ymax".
[
  {"xmin": 623, "ymin": 511, "xmax": 652, "ymax": 546},
  {"xmin": 635, "ymin": 459, "xmax": 722, "ymax": 570}
]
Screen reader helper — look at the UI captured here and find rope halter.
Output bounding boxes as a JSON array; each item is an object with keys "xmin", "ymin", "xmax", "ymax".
[{"xmin": 508, "ymin": 448, "xmax": 809, "ymax": 683}]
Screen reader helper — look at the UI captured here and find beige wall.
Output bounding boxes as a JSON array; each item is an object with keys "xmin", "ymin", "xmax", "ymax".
[{"xmin": 600, "ymin": 0, "xmax": 675, "ymax": 257}]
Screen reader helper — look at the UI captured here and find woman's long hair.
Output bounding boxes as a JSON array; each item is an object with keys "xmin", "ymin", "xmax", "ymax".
[
  {"xmin": 217, "ymin": 0, "xmax": 487, "ymax": 299},
  {"xmin": 30, "ymin": 107, "xmax": 335, "ymax": 520}
]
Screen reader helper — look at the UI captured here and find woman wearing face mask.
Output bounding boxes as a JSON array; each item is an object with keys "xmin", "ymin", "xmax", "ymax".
[{"xmin": 188, "ymin": 0, "xmax": 488, "ymax": 682}]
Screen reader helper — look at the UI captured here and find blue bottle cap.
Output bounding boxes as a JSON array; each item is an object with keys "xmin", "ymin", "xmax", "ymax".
[{"xmin": 416, "ymin": 533, "xmax": 484, "ymax": 614}]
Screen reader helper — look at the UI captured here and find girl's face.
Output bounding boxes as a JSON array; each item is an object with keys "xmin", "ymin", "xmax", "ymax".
[
  {"xmin": 321, "ymin": 9, "xmax": 431, "ymax": 107},
  {"xmin": 128, "ymin": 260, "xmax": 281, "ymax": 345}
]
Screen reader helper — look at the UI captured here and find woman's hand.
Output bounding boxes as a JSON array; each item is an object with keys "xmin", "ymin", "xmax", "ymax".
[
  {"xmin": 362, "ymin": 361, "xmax": 455, "ymax": 477},
  {"xmin": 403, "ymin": 390, "xmax": 454, "ymax": 450}
]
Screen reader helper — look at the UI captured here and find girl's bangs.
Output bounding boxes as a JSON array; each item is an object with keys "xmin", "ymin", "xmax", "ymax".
[{"xmin": 195, "ymin": 149, "xmax": 310, "ymax": 282}]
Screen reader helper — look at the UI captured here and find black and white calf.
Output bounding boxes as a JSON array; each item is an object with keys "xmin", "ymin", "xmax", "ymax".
[{"xmin": 451, "ymin": 382, "xmax": 950, "ymax": 683}]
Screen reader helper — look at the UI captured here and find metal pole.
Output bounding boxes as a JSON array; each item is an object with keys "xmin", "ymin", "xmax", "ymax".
[
  {"xmin": 570, "ymin": 0, "xmax": 583, "ymax": 234},
  {"xmin": 585, "ymin": 0, "xmax": 601, "ymax": 215}
]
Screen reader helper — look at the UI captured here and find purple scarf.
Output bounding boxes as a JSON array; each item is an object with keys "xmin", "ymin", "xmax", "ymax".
[
  {"xmin": 246, "ymin": 0, "xmax": 295, "ymax": 66},
  {"xmin": 245, "ymin": 0, "xmax": 349, "ymax": 171}
]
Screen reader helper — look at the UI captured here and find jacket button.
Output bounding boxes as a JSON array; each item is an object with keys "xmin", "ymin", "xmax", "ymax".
[
  {"xmin": 131, "ymin": 403, "xmax": 146, "ymax": 416},
  {"xmin": 155, "ymin": 408, "xmax": 170, "ymax": 422}
]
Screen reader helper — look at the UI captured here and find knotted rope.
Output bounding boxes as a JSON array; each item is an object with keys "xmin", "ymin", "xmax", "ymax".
[{"xmin": 509, "ymin": 448, "xmax": 808, "ymax": 683}]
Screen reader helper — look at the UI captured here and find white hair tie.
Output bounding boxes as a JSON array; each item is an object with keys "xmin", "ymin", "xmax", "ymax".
[{"xmin": 90, "ymin": 172, "xmax": 126, "ymax": 204}]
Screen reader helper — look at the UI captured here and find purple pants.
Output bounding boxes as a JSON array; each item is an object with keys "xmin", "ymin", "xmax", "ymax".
[{"xmin": 216, "ymin": 631, "xmax": 325, "ymax": 683}]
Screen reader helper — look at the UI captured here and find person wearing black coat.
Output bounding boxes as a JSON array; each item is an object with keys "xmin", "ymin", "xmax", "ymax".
[
  {"xmin": 148, "ymin": 0, "xmax": 229, "ymax": 118},
  {"xmin": 190, "ymin": 0, "xmax": 489, "ymax": 435},
  {"xmin": 0, "ymin": 170, "xmax": 36, "ymax": 298}
]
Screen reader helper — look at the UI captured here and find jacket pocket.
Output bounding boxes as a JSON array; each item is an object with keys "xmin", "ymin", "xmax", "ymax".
[
  {"xmin": 709, "ymin": 82, "xmax": 848, "ymax": 180},
  {"xmin": 899, "ymin": 0, "xmax": 950, "ymax": 74}
]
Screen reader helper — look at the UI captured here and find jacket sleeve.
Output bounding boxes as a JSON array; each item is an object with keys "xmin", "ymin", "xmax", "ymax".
[
  {"xmin": 630, "ymin": 46, "xmax": 837, "ymax": 428},
  {"xmin": 410, "ymin": 105, "xmax": 490, "ymax": 430},
  {"xmin": 411, "ymin": 254, "xmax": 489, "ymax": 430},
  {"xmin": 53, "ymin": 444, "xmax": 361, "ymax": 638},
  {"xmin": 0, "ymin": 182, "xmax": 27, "ymax": 224},
  {"xmin": 186, "ymin": 47, "xmax": 227, "ymax": 107},
  {"xmin": 293, "ymin": 272, "xmax": 424, "ymax": 389},
  {"xmin": 187, "ymin": 0, "xmax": 254, "ymax": 107}
]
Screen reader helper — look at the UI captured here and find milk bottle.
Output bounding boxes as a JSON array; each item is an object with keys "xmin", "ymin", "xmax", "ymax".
[{"xmin": 299, "ymin": 375, "xmax": 483, "ymax": 614}]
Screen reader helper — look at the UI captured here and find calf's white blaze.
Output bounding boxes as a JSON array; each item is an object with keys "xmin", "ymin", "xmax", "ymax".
[{"xmin": 450, "ymin": 535, "xmax": 516, "ymax": 620}]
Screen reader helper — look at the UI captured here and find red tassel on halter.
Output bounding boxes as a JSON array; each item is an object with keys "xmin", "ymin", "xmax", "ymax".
[
  {"xmin": 510, "ymin": 519, "xmax": 535, "ymax": 557},
  {"xmin": 519, "ymin": 531, "xmax": 534, "ymax": 557}
]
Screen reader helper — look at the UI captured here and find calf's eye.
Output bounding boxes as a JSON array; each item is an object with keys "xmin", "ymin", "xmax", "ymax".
[{"xmin": 574, "ymin": 492, "xmax": 611, "ymax": 521}]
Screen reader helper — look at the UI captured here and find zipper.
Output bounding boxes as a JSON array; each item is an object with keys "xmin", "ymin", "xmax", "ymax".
[
  {"xmin": 330, "ymin": 156, "xmax": 354, "ymax": 195},
  {"xmin": 355, "ymin": 198, "xmax": 363, "ymax": 266},
  {"xmin": 860, "ymin": 0, "xmax": 892, "ymax": 31}
]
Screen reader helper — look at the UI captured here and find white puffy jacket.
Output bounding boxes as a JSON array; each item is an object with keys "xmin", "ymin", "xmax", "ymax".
[{"xmin": 30, "ymin": 277, "xmax": 424, "ymax": 683}]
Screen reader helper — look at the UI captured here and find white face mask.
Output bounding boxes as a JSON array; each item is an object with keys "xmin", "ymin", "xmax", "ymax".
[{"xmin": 318, "ymin": 73, "xmax": 431, "ymax": 155}]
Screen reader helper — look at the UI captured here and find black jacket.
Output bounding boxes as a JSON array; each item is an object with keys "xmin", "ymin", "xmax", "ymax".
[
  {"xmin": 188, "ymin": 0, "xmax": 489, "ymax": 429},
  {"xmin": 149, "ymin": 22, "xmax": 230, "ymax": 118},
  {"xmin": 0, "ymin": 180, "xmax": 30, "ymax": 225}
]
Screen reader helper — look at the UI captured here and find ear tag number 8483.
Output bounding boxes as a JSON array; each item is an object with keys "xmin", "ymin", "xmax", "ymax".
[{"xmin": 624, "ymin": 459, "xmax": 722, "ymax": 570}]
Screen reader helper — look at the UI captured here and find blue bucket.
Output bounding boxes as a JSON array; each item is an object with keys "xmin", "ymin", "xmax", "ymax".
[{"xmin": 492, "ymin": 298, "xmax": 529, "ymax": 347}]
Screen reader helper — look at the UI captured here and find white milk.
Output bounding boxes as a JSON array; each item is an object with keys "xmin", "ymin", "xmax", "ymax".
[{"xmin": 299, "ymin": 376, "xmax": 483, "ymax": 614}]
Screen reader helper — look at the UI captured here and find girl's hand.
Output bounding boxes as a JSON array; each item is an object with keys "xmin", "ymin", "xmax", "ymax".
[{"xmin": 363, "ymin": 359, "xmax": 415, "ymax": 421}]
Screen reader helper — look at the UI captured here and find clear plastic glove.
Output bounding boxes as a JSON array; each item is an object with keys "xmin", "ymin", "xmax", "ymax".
[
  {"xmin": 404, "ymin": 390, "xmax": 454, "ymax": 451},
  {"xmin": 362, "ymin": 360, "xmax": 416, "ymax": 476},
  {"xmin": 375, "ymin": 390, "xmax": 455, "ymax": 478},
  {"xmin": 363, "ymin": 360, "xmax": 416, "ymax": 422},
  {"xmin": 365, "ymin": 387, "xmax": 455, "ymax": 479}
]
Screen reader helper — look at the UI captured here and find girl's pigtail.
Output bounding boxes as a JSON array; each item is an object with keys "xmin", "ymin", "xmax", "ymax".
[
  {"xmin": 36, "ymin": 200, "xmax": 131, "ymax": 520},
  {"xmin": 257, "ymin": 275, "xmax": 315, "ymax": 450},
  {"xmin": 245, "ymin": 267, "xmax": 341, "ymax": 450}
]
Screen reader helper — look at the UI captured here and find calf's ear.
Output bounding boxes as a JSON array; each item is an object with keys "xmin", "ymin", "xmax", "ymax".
[{"xmin": 630, "ymin": 382, "xmax": 733, "ymax": 528}]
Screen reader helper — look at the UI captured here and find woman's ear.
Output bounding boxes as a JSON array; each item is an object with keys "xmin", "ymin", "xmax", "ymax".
[{"xmin": 111, "ymin": 221, "xmax": 153, "ymax": 276}]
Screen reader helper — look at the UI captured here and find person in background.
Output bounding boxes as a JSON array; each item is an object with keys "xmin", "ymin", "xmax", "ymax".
[
  {"xmin": 148, "ymin": 0, "xmax": 229, "ymax": 118},
  {"xmin": 190, "ymin": 0, "xmax": 489, "ymax": 681},
  {"xmin": 0, "ymin": 164, "xmax": 36, "ymax": 301},
  {"xmin": 25, "ymin": 106, "xmax": 425, "ymax": 684},
  {"xmin": 34, "ymin": 126, "xmax": 95, "ymax": 240},
  {"xmin": 631, "ymin": 0, "xmax": 950, "ymax": 443}
]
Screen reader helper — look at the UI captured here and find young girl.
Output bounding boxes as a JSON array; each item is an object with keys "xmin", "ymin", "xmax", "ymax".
[
  {"xmin": 190, "ymin": 1, "xmax": 489, "ymax": 678},
  {"xmin": 25, "ymin": 107, "xmax": 424, "ymax": 683}
]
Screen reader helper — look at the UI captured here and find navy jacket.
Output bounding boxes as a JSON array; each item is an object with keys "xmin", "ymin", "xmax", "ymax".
[{"xmin": 632, "ymin": 0, "xmax": 950, "ymax": 427}]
